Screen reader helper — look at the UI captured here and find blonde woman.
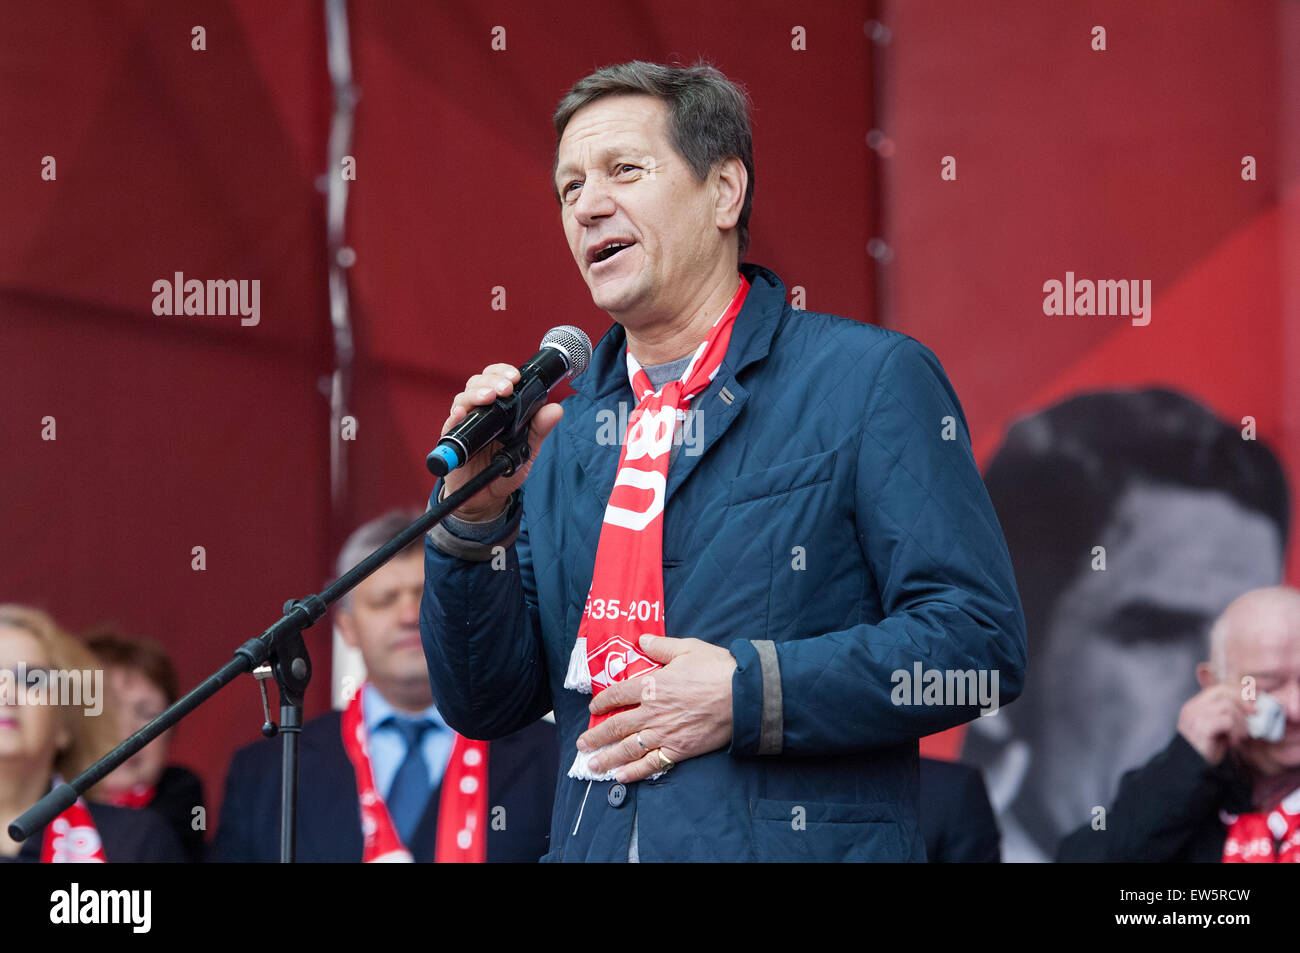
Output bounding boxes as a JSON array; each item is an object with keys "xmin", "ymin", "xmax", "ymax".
[{"xmin": 0, "ymin": 605, "xmax": 184, "ymax": 862}]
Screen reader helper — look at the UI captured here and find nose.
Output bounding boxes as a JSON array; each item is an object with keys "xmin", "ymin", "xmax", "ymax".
[
  {"xmin": 399, "ymin": 590, "xmax": 421, "ymax": 626},
  {"xmin": 573, "ymin": 175, "xmax": 615, "ymax": 227}
]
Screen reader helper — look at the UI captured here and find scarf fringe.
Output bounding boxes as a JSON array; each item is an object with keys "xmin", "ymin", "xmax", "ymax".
[
  {"xmin": 567, "ymin": 747, "xmax": 666, "ymax": 783},
  {"xmin": 567, "ymin": 746, "xmax": 619, "ymax": 781},
  {"xmin": 563, "ymin": 636, "xmax": 591, "ymax": 693},
  {"xmin": 565, "ymin": 639, "xmax": 610, "ymax": 779}
]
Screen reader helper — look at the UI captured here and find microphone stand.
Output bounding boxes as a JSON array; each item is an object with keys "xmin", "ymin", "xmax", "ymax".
[{"xmin": 8, "ymin": 434, "xmax": 533, "ymax": 862}]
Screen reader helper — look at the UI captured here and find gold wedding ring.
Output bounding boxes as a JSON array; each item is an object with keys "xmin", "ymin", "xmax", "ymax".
[{"xmin": 635, "ymin": 731, "xmax": 648, "ymax": 750}]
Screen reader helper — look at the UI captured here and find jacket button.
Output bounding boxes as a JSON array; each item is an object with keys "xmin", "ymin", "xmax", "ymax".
[{"xmin": 607, "ymin": 782, "xmax": 627, "ymax": 808}]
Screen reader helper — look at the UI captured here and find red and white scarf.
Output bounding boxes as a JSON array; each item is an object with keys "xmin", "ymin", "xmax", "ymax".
[
  {"xmin": 41, "ymin": 793, "xmax": 107, "ymax": 863},
  {"xmin": 564, "ymin": 276, "xmax": 750, "ymax": 779},
  {"xmin": 1221, "ymin": 785, "xmax": 1300, "ymax": 862},
  {"xmin": 340, "ymin": 684, "xmax": 489, "ymax": 863}
]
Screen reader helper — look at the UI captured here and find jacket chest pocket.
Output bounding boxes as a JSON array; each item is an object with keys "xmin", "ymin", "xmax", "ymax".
[
  {"xmin": 720, "ymin": 448, "xmax": 859, "ymax": 643},
  {"xmin": 725, "ymin": 448, "xmax": 838, "ymax": 506}
]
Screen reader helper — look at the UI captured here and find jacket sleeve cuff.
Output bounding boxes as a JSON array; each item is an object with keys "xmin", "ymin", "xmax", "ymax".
[
  {"xmin": 728, "ymin": 638, "xmax": 783, "ymax": 756},
  {"xmin": 425, "ymin": 479, "xmax": 522, "ymax": 562}
]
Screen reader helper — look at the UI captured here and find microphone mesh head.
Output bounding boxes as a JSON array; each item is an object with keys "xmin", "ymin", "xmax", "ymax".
[{"xmin": 541, "ymin": 325, "xmax": 593, "ymax": 378}]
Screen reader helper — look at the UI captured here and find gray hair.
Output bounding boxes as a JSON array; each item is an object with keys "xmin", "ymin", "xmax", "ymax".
[
  {"xmin": 335, "ymin": 508, "xmax": 426, "ymax": 610},
  {"xmin": 552, "ymin": 60, "xmax": 755, "ymax": 260}
]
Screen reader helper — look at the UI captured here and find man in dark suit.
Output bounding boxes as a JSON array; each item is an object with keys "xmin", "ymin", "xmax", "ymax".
[
  {"xmin": 213, "ymin": 509, "xmax": 557, "ymax": 862},
  {"xmin": 420, "ymin": 62, "xmax": 1026, "ymax": 862},
  {"xmin": 919, "ymin": 757, "xmax": 1001, "ymax": 862}
]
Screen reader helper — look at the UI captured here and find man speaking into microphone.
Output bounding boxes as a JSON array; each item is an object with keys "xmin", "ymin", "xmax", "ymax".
[{"xmin": 420, "ymin": 61, "xmax": 1027, "ymax": 861}]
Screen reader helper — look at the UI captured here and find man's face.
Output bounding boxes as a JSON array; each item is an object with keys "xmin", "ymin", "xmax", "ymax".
[
  {"xmin": 1024, "ymin": 481, "xmax": 1283, "ymax": 847},
  {"xmin": 1221, "ymin": 602, "xmax": 1300, "ymax": 774},
  {"xmin": 104, "ymin": 666, "xmax": 170, "ymax": 790},
  {"xmin": 555, "ymin": 94, "xmax": 731, "ymax": 327},
  {"xmin": 337, "ymin": 551, "xmax": 429, "ymax": 708}
]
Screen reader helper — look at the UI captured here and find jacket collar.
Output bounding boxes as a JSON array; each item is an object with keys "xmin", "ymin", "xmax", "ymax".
[
  {"xmin": 562, "ymin": 264, "xmax": 788, "ymax": 508},
  {"xmin": 568, "ymin": 263, "xmax": 787, "ymax": 400}
]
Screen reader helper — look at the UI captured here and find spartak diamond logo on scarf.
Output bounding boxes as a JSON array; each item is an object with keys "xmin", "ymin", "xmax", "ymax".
[
  {"xmin": 564, "ymin": 275, "xmax": 750, "ymax": 781},
  {"xmin": 591, "ymin": 636, "xmax": 656, "ymax": 691}
]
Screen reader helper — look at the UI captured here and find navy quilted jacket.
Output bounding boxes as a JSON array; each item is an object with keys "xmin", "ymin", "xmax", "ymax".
[{"xmin": 420, "ymin": 263, "xmax": 1026, "ymax": 861}]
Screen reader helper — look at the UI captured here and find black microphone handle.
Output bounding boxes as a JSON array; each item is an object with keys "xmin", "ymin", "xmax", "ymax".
[{"xmin": 426, "ymin": 346, "xmax": 570, "ymax": 476}]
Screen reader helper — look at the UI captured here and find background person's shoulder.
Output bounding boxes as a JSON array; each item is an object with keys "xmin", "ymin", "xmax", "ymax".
[{"xmin": 226, "ymin": 708, "xmax": 345, "ymax": 775}]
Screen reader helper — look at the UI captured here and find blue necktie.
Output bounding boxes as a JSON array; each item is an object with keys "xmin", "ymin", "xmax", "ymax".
[{"xmin": 385, "ymin": 717, "xmax": 434, "ymax": 844}]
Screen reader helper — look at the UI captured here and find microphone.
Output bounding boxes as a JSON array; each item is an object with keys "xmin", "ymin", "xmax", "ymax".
[{"xmin": 426, "ymin": 326, "xmax": 592, "ymax": 477}]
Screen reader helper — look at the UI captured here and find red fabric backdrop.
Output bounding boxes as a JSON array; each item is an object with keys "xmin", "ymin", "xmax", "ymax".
[
  {"xmin": 1, "ymin": 0, "xmax": 1293, "ymax": 825},
  {"xmin": 0, "ymin": 0, "xmax": 875, "ymax": 829}
]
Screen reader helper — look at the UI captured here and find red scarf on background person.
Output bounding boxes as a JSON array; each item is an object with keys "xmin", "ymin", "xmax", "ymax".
[
  {"xmin": 103, "ymin": 783, "xmax": 156, "ymax": 809},
  {"xmin": 339, "ymin": 684, "xmax": 489, "ymax": 863},
  {"xmin": 565, "ymin": 276, "xmax": 750, "ymax": 780},
  {"xmin": 1222, "ymin": 785, "xmax": 1300, "ymax": 862},
  {"xmin": 41, "ymin": 794, "xmax": 107, "ymax": 863}
]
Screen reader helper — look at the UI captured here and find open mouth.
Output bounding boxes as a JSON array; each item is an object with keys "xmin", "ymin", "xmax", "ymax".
[{"xmin": 589, "ymin": 240, "xmax": 636, "ymax": 266}]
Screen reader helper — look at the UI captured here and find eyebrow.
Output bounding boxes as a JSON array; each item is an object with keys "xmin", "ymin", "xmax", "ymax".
[
  {"xmin": 1104, "ymin": 602, "xmax": 1209, "ymax": 646},
  {"xmin": 554, "ymin": 143, "xmax": 646, "ymax": 183}
]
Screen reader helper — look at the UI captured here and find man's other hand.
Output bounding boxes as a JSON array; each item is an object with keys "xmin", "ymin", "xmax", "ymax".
[{"xmin": 577, "ymin": 635, "xmax": 737, "ymax": 782}]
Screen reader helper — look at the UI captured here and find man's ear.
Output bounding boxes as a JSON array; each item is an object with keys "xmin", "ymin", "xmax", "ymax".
[
  {"xmin": 1195, "ymin": 662, "xmax": 1217, "ymax": 690},
  {"xmin": 712, "ymin": 157, "xmax": 747, "ymax": 232},
  {"xmin": 337, "ymin": 611, "xmax": 359, "ymax": 650}
]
